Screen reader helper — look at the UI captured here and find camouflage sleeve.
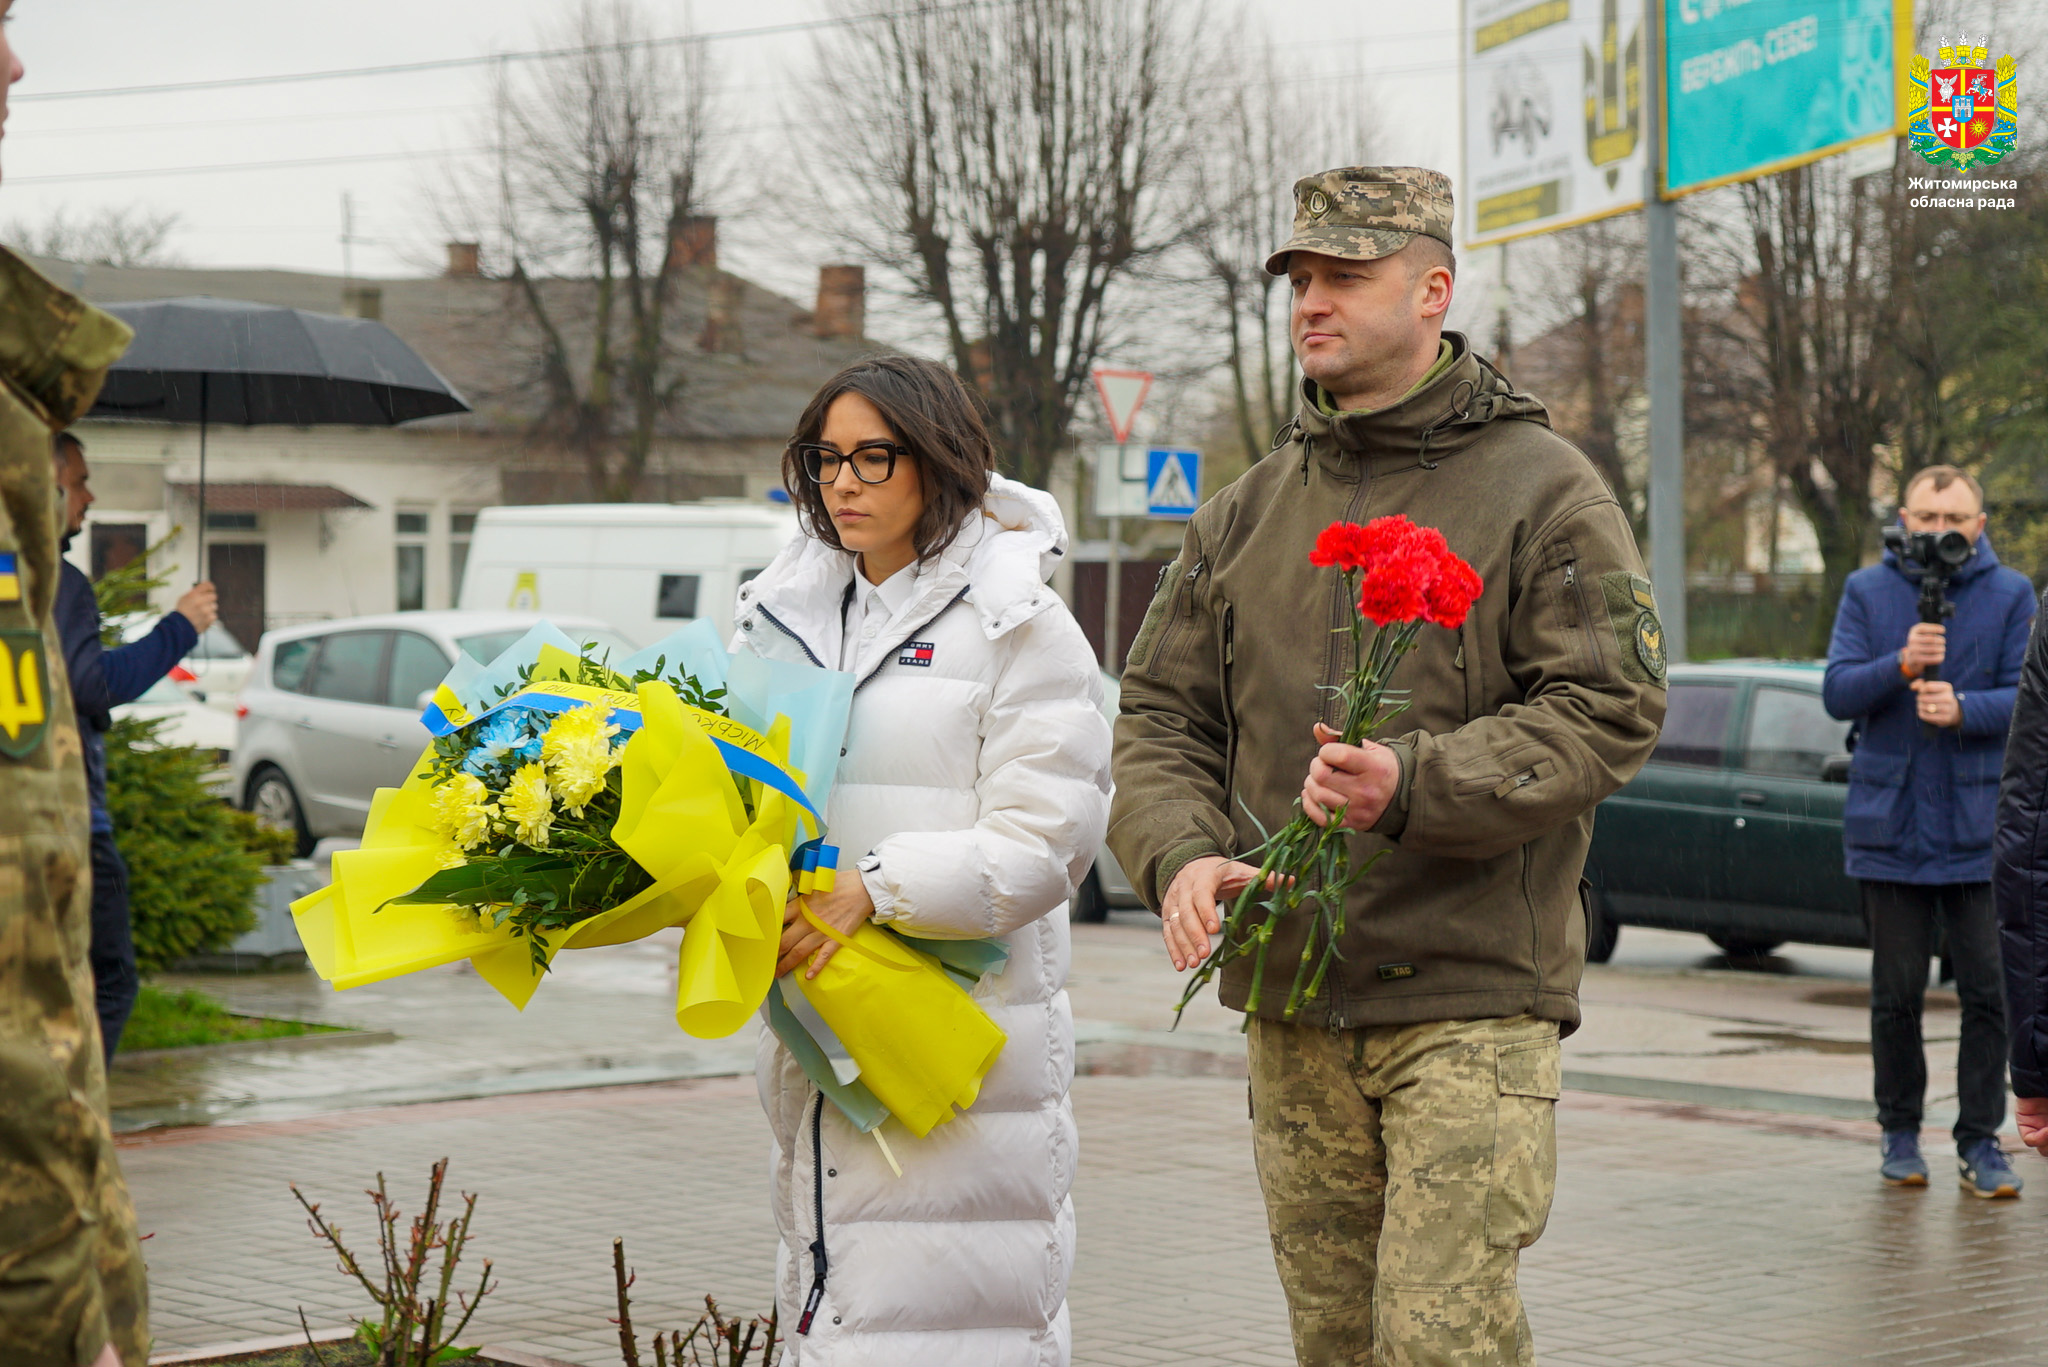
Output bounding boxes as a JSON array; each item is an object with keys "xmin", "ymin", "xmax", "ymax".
[{"xmin": 0, "ymin": 1043, "xmax": 118, "ymax": 1367}]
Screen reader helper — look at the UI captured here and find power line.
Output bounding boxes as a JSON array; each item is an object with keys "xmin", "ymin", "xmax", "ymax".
[
  {"xmin": 6, "ymin": 147, "xmax": 489, "ymax": 186},
  {"xmin": 12, "ymin": 2, "xmax": 996, "ymax": 104}
]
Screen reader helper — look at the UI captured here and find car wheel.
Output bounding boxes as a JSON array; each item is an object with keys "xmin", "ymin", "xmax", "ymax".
[
  {"xmin": 1070, "ymin": 869, "xmax": 1109, "ymax": 924},
  {"xmin": 1708, "ymin": 933, "xmax": 1784, "ymax": 960},
  {"xmin": 1585, "ymin": 887, "xmax": 1619, "ymax": 964},
  {"xmin": 247, "ymin": 766, "xmax": 314, "ymax": 859}
]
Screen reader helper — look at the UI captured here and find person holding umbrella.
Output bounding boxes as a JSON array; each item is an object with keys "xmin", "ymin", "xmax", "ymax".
[
  {"xmin": 0, "ymin": 7, "xmax": 153, "ymax": 1367},
  {"xmin": 51, "ymin": 429, "xmax": 219, "ymax": 1059}
]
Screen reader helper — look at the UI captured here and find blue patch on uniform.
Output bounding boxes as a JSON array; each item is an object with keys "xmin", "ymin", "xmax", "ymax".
[{"xmin": 898, "ymin": 640, "xmax": 935, "ymax": 667}]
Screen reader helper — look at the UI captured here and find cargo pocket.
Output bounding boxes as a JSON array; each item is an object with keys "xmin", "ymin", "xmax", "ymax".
[
  {"xmin": 1952, "ymin": 748, "xmax": 2002, "ymax": 852},
  {"xmin": 1843, "ymin": 749, "xmax": 1909, "ymax": 849},
  {"xmin": 1484, "ymin": 1031, "xmax": 1560, "ymax": 1251}
]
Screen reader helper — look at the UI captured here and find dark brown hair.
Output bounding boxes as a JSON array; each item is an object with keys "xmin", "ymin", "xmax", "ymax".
[
  {"xmin": 1902, "ymin": 464, "xmax": 1983, "ymax": 508},
  {"xmin": 781, "ymin": 354, "xmax": 997, "ymax": 562}
]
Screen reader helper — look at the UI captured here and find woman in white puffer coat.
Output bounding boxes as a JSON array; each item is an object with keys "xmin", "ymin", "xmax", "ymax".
[{"xmin": 733, "ymin": 355, "xmax": 1111, "ymax": 1367}]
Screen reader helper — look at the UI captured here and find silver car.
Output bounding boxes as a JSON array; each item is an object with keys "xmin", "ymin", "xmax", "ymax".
[{"xmin": 233, "ymin": 611, "xmax": 634, "ymax": 856}]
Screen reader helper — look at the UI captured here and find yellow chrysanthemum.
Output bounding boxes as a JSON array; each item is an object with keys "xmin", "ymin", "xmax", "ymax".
[
  {"xmin": 542, "ymin": 702, "xmax": 621, "ymax": 814},
  {"xmin": 503, "ymin": 762, "xmax": 555, "ymax": 848},
  {"xmin": 431, "ymin": 773, "xmax": 499, "ymax": 850}
]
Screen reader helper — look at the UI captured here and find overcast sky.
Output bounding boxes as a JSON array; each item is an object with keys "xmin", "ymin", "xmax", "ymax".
[{"xmin": 0, "ymin": 0, "xmax": 1466, "ymax": 298}]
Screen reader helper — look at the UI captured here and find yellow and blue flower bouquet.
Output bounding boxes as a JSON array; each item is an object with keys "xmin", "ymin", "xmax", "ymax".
[{"xmin": 290, "ymin": 620, "xmax": 1007, "ymax": 1139}]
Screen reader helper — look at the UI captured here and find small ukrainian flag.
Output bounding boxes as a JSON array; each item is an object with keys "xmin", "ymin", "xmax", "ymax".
[{"xmin": 0, "ymin": 552, "xmax": 18, "ymax": 603}]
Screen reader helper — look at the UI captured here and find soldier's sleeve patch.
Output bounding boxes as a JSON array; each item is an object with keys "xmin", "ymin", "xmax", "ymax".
[
  {"xmin": 0, "ymin": 627, "xmax": 51, "ymax": 758},
  {"xmin": 1599, "ymin": 571, "xmax": 1668, "ymax": 687}
]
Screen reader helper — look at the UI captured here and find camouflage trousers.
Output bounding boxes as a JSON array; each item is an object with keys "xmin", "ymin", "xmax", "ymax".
[{"xmin": 1247, "ymin": 1013, "xmax": 1561, "ymax": 1367}]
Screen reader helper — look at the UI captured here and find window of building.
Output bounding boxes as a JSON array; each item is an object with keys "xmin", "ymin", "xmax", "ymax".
[
  {"xmin": 657, "ymin": 574, "xmax": 701, "ymax": 620},
  {"xmin": 395, "ymin": 508, "xmax": 429, "ymax": 612},
  {"xmin": 449, "ymin": 511, "xmax": 477, "ymax": 605},
  {"xmin": 206, "ymin": 511, "xmax": 259, "ymax": 531},
  {"xmin": 89, "ymin": 523, "xmax": 149, "ymax": 613}
]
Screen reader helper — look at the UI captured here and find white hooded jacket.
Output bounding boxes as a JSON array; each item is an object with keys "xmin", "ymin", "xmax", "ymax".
[{"xmin": 733, "ymin": 475, "xmax": 1111, "ymax": 1367}]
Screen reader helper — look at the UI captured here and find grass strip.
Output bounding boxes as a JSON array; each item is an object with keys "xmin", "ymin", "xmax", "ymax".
[{"xmin": 121, "ymin": 984, "xmax": 346, "ymax": 1052}]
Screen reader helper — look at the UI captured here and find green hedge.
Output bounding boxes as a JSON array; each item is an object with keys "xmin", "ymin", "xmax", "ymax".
[{"xmin": 104, "ymin": 716, "xmax": 298, "ymax": 973}]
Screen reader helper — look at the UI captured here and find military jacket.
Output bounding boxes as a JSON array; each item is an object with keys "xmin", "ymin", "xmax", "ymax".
[
  {"xmin": 1110, "ymin": 333, "xmax": 1666, "ymax": 1032},
  {"xmin": 0, "ymin": 246, "xmax": 145, "ymax": 1367}
]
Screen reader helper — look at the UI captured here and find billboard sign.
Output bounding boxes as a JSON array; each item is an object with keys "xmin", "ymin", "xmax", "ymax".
[
  {"xmin": 1462, "ymin": 0, "xmax": 1650, "ymax": 246},
  {"xmin": 1661, "ymin": 0, "xmax": 1908, "ymax": 196}
]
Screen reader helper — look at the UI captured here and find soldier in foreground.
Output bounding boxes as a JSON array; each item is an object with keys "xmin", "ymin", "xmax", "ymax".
[
  {"xmin": 1110, "ymin": 167, "xmax": 1664, "ymax": 1365},
  {"xmin": 0, "ymin": 4, "xmax": 151, "ymax": 1363}
]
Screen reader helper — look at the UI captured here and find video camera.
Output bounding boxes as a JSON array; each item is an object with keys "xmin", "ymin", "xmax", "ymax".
[{"xmin": 1882, "ymin": 525, "xmax": 1974, "ymax": 734}]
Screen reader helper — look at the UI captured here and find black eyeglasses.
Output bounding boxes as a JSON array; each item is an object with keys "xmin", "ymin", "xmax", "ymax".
[{"xmin": 794, "ymin": 441, "xmax": 908, "ymax": 485}]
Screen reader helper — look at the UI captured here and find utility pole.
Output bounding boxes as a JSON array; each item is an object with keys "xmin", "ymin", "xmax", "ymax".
[{"xmin": 1642, "ymin": 11, "xmax": 1688, "ymax": 662}]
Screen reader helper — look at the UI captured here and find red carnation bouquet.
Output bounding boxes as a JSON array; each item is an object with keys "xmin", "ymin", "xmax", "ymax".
[{"xmin": 1176, "ymin": 515, "xmax": 1482, "ymax": 1023}]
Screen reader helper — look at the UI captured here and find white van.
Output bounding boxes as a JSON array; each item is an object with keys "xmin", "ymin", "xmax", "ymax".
[{"xmin": 457, "ymin": 501, "xmax": 801, "ymax": 646}]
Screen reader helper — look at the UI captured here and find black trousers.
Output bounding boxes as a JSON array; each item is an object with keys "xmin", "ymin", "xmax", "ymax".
[
  {"xmin": 1864, "ymin": 880, "xmax": 2007, "ymax": 1146},
  {"xmin": 89, "ymin": 828, "xmax": 139, "ymax": 1062}
]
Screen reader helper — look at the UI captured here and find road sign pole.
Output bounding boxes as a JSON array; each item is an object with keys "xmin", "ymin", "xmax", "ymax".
[
  {"xmin": 1104, "ymin": 442, "xmax": 1125, "ymax": 672},
  {"xmin": 1643, "ymin": 3, "xmax": 1688, "ymax": 663}
]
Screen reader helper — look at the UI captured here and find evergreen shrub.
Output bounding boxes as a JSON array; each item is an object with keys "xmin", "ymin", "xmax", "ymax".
[{"xmin": 104, "ymin": 715, "xmax": 297, "ymax": 973}]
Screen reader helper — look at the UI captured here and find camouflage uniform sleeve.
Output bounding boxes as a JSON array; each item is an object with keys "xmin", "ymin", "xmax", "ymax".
[{"xmin": 0, "ymin": 246, "xmax": 149, "ymax": 1367}]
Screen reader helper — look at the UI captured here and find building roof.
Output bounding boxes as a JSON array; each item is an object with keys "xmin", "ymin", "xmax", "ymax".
[
  {"xmin": 40, "ymin": 252, "xmax": 876, "ymax": 444},
  {"xmin": 166, "ymin": 480, "xmax": 372, "ymax": 511}
]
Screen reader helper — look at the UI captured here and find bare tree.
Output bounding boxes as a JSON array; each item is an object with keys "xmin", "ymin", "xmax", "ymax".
[
  {"xmin": 5, "ymin": 204, "xmax": 181, "ymax": 267},
  {"xmin": 1185, "ymin": 46, "xmax": 1379, "ymax": 468},
  {"xmin": 464, "ymin": 0, "xmax": 716, "ymax": 501},
  {"xmin": 813, "ymin": 0, "xmax": 1208, "ymax": 488}
]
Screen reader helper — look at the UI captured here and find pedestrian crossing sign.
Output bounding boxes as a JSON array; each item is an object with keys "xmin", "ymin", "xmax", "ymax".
[{"xmin": 1146, "ymin": 448, "xmax": 1200, "ymax": 519}]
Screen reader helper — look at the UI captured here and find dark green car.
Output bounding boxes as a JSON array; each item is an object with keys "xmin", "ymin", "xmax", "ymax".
[{"xmin": 1584, "ymin": 661, "xmax": 1859, "ymax": 961}]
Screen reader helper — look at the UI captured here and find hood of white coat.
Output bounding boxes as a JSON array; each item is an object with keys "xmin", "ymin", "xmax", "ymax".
[{"xmin": 739, "ymin": 474, "xmax": 1069, "ymax": 650}]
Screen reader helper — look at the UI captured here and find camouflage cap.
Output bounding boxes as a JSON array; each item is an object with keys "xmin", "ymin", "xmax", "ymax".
[{"xmin": 1264, "ymin": 166, "xmax": 1455, "ymax": 276}]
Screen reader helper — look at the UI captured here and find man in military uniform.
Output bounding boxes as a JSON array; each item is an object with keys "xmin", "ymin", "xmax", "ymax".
[
  {"xmin": 1111, "ymin": 167, "xmax": 1664, "ymax": 1365},
  {"xmin": 0, "ymin": 7, "xmax": 152, "ymax": 1363}
]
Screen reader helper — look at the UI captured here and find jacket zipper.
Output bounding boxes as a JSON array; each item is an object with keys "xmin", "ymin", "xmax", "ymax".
[
  {"xmin": 756, "ymin": 605, "xmax": 827, "ymax": 668},
  {"xmin": 797, "ymin": 1091, "xmax": 828, "ymax": 1335},
  {"xmin": 855, "ymin": 588, "xmax": 971, "ymax": 693},
  {"xmin": 1144, "ymin": 560, "xmax": 1206, "ymax": 681},
  {"xmin": 1221, "ymin": 603, "xmax": 1239, "ymax": 805},
  {"xmin": 1562, "ymin": 560, "xmax": 1599, "ymax": 676}
]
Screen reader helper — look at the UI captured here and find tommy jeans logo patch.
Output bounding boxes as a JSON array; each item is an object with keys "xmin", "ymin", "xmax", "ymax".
[{"xmin": 898, "ymin": 640, "xmax": 936, "ymax": 667}]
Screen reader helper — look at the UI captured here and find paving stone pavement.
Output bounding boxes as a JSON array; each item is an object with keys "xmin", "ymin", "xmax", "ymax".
[{"xmin": 124, "ymin": 1072, "xmax": 2048, "ymax": 1367}]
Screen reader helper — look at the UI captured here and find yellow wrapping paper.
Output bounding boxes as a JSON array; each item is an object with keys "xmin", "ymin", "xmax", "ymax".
[
  {"xmin": 793, "ymin": 925, "xmax": 1008, "ymax": 1138},
  {"xmin": 291, "ymin": 671, "xmax": 1012, "ymax": 1138},
  {"xmin": 291, "ymin": 679, "xmax": 801, "ymax": 1037}
]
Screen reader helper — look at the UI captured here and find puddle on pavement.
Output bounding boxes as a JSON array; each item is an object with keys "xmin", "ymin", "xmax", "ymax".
[
  {"xmin": 1709, "ymin": 1028, "xmax": 1869, "ymax": 1055},
  {"xmin": 1804, "ymin": 987, "xmax": 1958, "ymax": 1011}
]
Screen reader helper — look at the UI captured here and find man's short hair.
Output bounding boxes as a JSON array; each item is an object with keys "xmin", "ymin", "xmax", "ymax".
[
  {"xmin": 1902, "ymin": 464, "xmax": 1983, "ymax": 509},
  {"xmin": 1405, "ymin": 235, "xmax": 1457, "ymax": 283},
  {"xmin": 52, "ymin": 430, "xmax": 84, "ymax": 468}
]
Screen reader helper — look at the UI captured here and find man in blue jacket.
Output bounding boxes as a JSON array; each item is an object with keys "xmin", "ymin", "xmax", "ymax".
[
  {"xmin": 51, "ymin": 431, "xmax": 217, "ymax": 1059},
  {"xmin": 1826, "ymin": 465, "xmax": 2035, "ymax": 1197}
]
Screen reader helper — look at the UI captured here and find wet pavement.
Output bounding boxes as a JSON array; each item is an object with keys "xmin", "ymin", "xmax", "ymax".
[{"xmin": 119, "ymin": 914, "xmax": 1980, "ymax": 1139}]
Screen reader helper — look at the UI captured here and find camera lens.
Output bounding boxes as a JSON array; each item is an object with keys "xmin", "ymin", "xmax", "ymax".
[{"xmin": 1934, "ymin": 530, "xmax": 1972, "ymax": 566}]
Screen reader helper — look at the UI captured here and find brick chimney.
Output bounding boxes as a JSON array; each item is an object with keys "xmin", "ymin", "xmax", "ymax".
[
  {"xmin": 669, "ymin": 216, "xmax": 717, "ymax": 271},
  {"xmin": 342, "ymin": 285, "xmax": 383, "ymax": 320},
  {"xmin": 700, "ymin": 274, "xmax": 745, "ymax": 355},
  {"xmin": 814, "ymin": 265, "xmax": 865, "ymax": 340},
  {"xmin": 445, "ymin": 241, "xmax": 481, "ymax": 278}
]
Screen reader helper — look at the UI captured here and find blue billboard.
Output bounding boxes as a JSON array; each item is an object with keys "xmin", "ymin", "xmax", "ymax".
[{"xmin": 1662, "ymin": 0, "xmax": 1905, "ymax": 195}]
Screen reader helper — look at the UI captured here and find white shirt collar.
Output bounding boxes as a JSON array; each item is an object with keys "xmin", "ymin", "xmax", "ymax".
[{"xmin": 858, "ymin": 558, "xmax": 922, "ymax": 616}]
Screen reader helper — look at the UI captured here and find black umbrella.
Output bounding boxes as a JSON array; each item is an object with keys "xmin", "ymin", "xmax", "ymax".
[{"xmin": 86, "ymin": 296, "xmax": 471, "ymax": 574}]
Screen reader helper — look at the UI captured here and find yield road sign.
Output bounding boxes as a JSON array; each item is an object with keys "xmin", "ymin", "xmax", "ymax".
[
  {"xmin": 1146, "ymin": 448, "xmax": 1200, "ymax": 519},
  {"xmin": 1091, "ymin": 367, "xmax": 1153, "ymax": 443}
]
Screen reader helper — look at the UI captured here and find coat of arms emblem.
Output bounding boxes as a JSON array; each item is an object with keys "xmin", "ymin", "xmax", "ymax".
[{"xmin": 1907, "ymin": 35, "xmax": 2017, "ymax": 170}]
